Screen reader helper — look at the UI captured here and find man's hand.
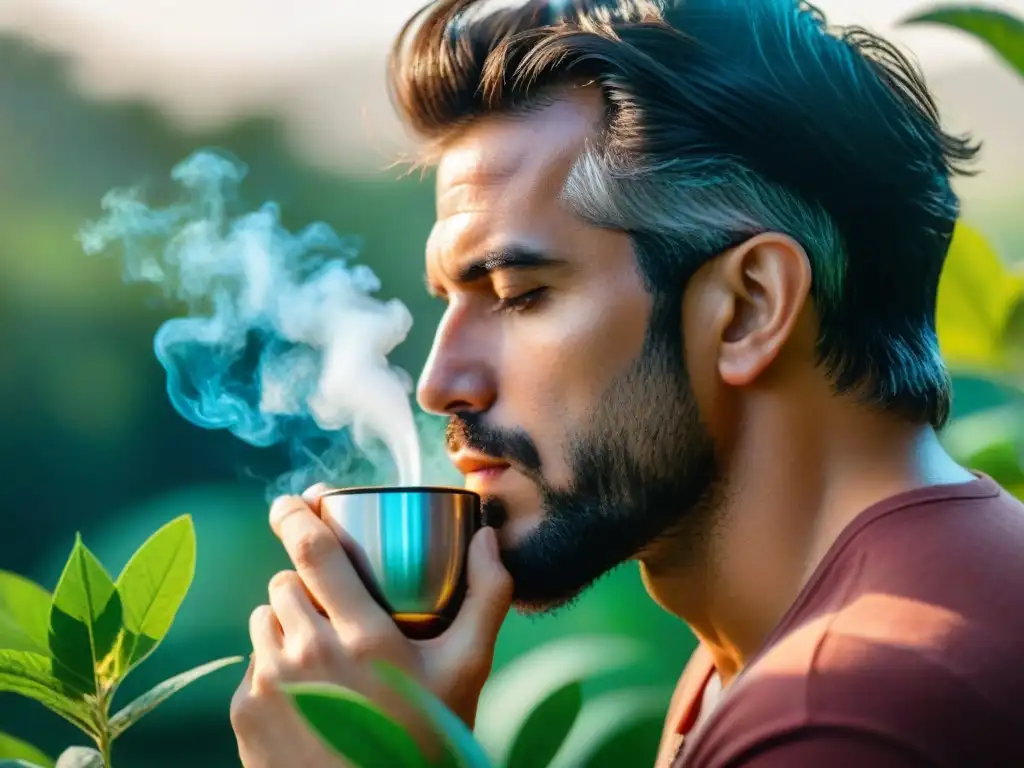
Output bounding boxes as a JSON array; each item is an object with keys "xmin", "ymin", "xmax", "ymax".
[{"xmin": 230, "ymin": 484, "xmax": 514, "ymax": 767}]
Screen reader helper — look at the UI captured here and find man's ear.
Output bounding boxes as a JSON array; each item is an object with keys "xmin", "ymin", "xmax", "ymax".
[{"xmin": 712, "ymin": 233, "xmax": 813, "ymax": 387}]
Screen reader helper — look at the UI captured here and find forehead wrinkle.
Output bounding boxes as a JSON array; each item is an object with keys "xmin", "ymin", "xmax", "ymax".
[
  {"xmin": 436, "ymin": 139, "xmax": 524, "ymax": 193},
  {"xmin": 436, "ymin": 179, "xmax": 503, "ymax": 220},
  {"xmin": 435, "ymin": 122, "xmax": 548, "ymax": 217},
  {"xmin": 444, "ymin": 146, "xmax": 574, "ymax": 216},
  {"xmin": 425, "ymin": 212, "xmax": 492, "ymax": 288},
  {"xmin": 441, "ymin": 145, "xmax": 590, "ymax": 227}
]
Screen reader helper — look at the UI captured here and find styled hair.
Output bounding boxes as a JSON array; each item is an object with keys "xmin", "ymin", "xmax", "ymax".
[{"xmin": 388, "ymin": 0, "xmax": 980, "ymax": 429}]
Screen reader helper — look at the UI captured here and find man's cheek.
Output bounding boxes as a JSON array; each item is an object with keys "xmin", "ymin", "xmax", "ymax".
[{"xmin": 527, "ymin": 428, "xmax": 575, "ymax": 489}]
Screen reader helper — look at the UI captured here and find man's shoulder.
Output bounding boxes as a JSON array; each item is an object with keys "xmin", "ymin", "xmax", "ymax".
[
  {"xmin": 677, "ymin": 480, "xmax": 1024, "ymax": 766},
  {"xmin": 682, "ymin": 613, "xmax": 1024, "ymax": 767}
]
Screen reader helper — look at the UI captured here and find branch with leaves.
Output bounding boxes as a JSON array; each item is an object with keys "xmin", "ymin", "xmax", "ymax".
[{"xmin": 0, "ymin": 517, "xmax": 242, "ymax": 768}]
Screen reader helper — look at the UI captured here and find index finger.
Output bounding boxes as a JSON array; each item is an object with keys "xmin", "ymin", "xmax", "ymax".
[{"xmin": 269, "ymin": 495, "xmax": 393, "ymax": 633}]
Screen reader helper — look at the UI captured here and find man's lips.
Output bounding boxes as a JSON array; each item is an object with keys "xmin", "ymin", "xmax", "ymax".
[{"xmin": 449, "ymin": 451, "xmax": 510, "ymax": 480}]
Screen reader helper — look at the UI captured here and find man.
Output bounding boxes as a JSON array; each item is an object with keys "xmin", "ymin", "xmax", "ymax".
[{"xmin": 230, "ymin": 1, "xmax": 1024, "ymax": 766}]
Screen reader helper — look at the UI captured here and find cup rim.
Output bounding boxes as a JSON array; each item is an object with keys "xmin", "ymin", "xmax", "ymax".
[{"xmin": 319, "ymin": 485, "xmax": 480, "ymax": 498}]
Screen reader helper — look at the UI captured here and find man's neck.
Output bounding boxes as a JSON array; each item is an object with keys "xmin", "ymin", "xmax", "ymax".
[{"xmin": 639, "ymin": 403, "xmax": 973, "ymax": 686}]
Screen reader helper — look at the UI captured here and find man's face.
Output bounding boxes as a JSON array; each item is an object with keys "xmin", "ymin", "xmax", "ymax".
[{"xmin": 418, "ymin": 90, "xmax": 718, "ymax": 612}]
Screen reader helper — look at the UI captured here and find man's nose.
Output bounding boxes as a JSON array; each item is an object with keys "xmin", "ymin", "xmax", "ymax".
[{"xmin": 416, "ymin": 316, "xmax": 497, "ymax": 416}]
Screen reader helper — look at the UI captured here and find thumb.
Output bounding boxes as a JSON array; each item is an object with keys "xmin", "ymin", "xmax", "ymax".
[
  {"xmin": 445, "ymin": 527, "xmax": 513, "ymax": 652},
  {"xmin": 301, "ymin": 482, "xmax": 333, "ymax": 516}
]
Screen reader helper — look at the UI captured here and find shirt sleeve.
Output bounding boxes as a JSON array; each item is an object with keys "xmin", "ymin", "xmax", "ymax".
[{"xmin": 720, "ymin": 727, "xmax": 935, "ymax": 768}]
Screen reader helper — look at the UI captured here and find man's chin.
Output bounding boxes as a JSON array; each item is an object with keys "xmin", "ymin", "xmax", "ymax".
[
  {"xmin": 493, "ymin": 512, "xmax": 546, "ymax": 547},
  {"xmin": 507, "ymin": 574, "xmax": 596, "ymax": 618},
  {"xmin": 510, "ymin": 593, "xmax": 581, "ymax": 618}
]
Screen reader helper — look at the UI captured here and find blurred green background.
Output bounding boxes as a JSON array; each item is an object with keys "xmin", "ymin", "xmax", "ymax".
[{"xmin": 1, "ymin": 2, "xmax": 1023, "ymax": 766}]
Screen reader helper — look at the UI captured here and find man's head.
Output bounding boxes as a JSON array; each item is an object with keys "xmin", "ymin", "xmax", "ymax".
[{"xmin": 392, "ymin": 0, "xmax": 978, "ymax": 611}]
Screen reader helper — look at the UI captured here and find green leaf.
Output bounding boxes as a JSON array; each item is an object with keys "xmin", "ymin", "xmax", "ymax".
[
  {"xmin": 372, "ymin": 662, "xmax": 492, "ymax": 768},
  {"xmin": 0, "ymin": 732, "xmax": 53, "ymax": 768},
  {"xmin": 474, "ymin": 635, "xmax": 646, "ymax": 768},
  {"xmin": 108, "ymin": 655, "xmax": 244, "ymax": 738},
  {"xmin": 1001, "ymin": 301, "xmax": 1024, "ymax": 373},
  {"xmin": 546, "ymin": 686, "xmax": 672, "ymax": 768},
  {"xmin": 0, "ymin": 649, "xmax": 96, "ymax": 735},
  {"xmin": 49, "ymin": 536, "xmax": 122, "ymax": 694},
  {"xmin": 934, "ymin": 223, "xmax": 1024, "ymax": 376},
  {"xmin": 0, "ymin": 572, "xmax": 52, "ymax": 654},
  {"xmin": 114, "ymin": 515, "xmax": 196, "ymax": 673},
  {"xmin": 284, "ymin": 682, "xmax": 428, "ymax": 768},
  {"xmin": 506, "ymin": 683, "xmax": 581, "ymax": 768},
  {"xmin": 53, "ymin": 748, "xmax": 103, "ymax": 768},
  {"xmin": 903, "ymin": 6, "xmax": 1024, "ymax": 79},
  {"xmin": 0, "ymin": 572, "xmax": 99, "ymax": 701},
  {"xmin": 0, "ymin": 762, "xmax": 49, "ymax": 768}
]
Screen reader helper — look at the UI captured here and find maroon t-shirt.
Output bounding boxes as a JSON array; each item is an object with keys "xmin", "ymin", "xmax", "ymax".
[{"xmin": 660, "ymin": 475, "xmax": 1024, "ymax": 767}]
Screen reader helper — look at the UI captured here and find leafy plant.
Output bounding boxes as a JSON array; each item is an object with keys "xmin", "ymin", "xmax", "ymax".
[
  {"xmin": 935, "ymin": 223, "xmax": 1024, "ymax": 378},
  {"xmin": 904, "ymin": 6, "xmax": 1024, "ymax": 497},
  {"xmin": 283, "ymin": 663, "xmax": 492, "ymax": 768},
  {"xmin": 280, "ymin": 636, "xmax": 668, "ymax": 768},
  {"xmin": 546, "ymin": 685, "xmax": 671, "ymax": 768},
  {"xmin": 934, "ymin": 222, "xmax": 1024, "ymax": 494},
  {"xmin": 473, "ymin": 635, "xmax": 651, "ymax": 768},
  {"xmin": 904, "ymin": 5, "xmax": 1024, "ymax": 78},
  {"xmin": 286, "ymin": 681, "xmax": 429, "ymax": 768},
  {"xmin": 0, "ymin": 516, "xmax": 243, "ymax": 767},
  {"xmin": 371, "ymin": 661, "xmax": 494, "ymax": 768}
]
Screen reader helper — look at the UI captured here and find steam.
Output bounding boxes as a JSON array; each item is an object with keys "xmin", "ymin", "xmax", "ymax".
[{"xmin": 79, "ymin": 148, "xmax": 423, "ymax": 493}]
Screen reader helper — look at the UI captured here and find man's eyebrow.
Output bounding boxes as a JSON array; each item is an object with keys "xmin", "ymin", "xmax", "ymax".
[
  {"xmin": 423, "ymin": 245, "xmax": 567, "ymax": 296},
  {"xmin": 455, "ymin": 245, "xmax": 565, "ymax": 283}
]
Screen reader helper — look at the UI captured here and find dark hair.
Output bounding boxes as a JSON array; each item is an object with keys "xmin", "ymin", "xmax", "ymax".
[{"xmin": 388, "ymin": 0, "xmax": 980, "ymax": 429}]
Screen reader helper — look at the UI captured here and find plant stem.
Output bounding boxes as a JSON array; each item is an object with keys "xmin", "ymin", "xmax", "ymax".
[
  {"xmin": 95, "ymin": 687, "xmax": 115, "ymax": 767},
  {"xmin": 92, "ymin": 710, "xmax": 113, "ymax": 768},
  {"xmin": 99, "ymin": 732, "xmax": 113, "ymax": 768}
]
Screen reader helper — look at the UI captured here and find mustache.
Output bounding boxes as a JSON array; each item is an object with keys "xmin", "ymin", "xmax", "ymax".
[{"xmin": 445, "ymin": 413, "xmax": 543, "ymax": 474}]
